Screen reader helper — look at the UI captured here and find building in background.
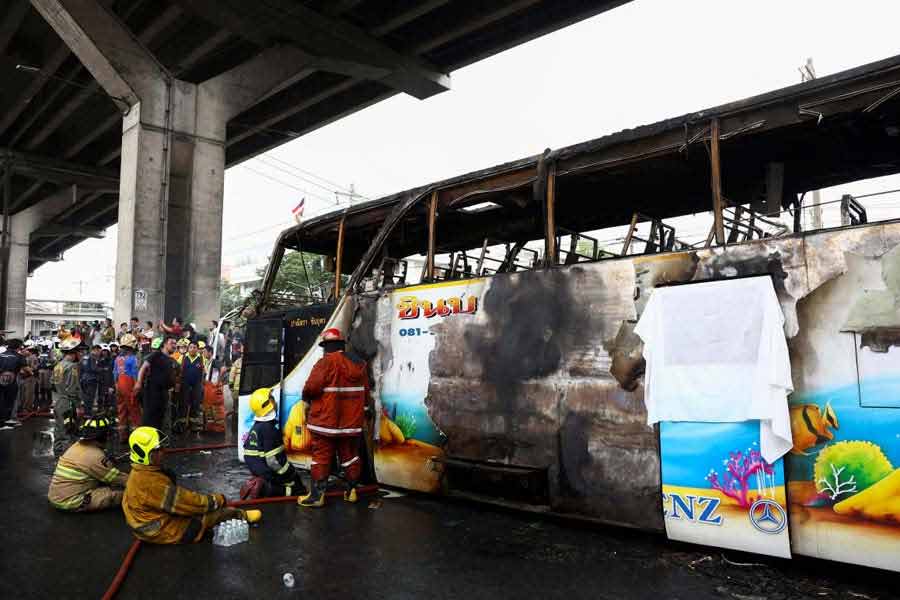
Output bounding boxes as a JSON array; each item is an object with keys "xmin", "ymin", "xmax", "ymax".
[{"xmin": 24, "ymin": 299, "xmax": 111, "ymax": 337}]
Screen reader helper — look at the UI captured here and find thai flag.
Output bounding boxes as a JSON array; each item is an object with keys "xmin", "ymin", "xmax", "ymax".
[{"xmin": 292, "ymin": 198, "xmax": 305, "ymax": 223}]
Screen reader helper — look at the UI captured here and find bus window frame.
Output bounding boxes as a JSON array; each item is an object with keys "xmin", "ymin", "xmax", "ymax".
[
  {"xmin": 346, "ymin": 169, "xmax": 560, "ymax": 295},
  {"xmin": 260, "ymin": 219, "xmax": 346, "ymax": 310}
]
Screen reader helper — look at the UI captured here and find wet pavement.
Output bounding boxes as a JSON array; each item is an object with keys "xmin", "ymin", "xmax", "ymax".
[{"xmin": 1, "ymin": 416, "xmax": 897, "ymax": 600}]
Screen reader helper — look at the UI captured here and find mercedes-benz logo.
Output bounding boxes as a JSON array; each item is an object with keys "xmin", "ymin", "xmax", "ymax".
[{"xmin": 749, "ymin": 498, "xmax": 787, "ymax": 534}]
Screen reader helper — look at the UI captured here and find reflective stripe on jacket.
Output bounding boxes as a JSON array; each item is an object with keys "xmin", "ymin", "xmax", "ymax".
[
  {"xmin": 47, "ymin": 441, "xmax": 127, "ymax": 510},
  {"xmin": 302, "ymin": 351, "xmax": 369, "ymax": 437},
  {"xmin": 122, "ymin": 464, "xmax": 226, "ymax": 544},
  {"xmin": 244, "ymin": 419, "xmax": 292, "ymax": 478}
]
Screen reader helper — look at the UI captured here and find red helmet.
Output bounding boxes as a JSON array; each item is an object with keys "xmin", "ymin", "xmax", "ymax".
[{"xmin": 319, "ymin": 327, "xmax": 344, "ymax": 346}]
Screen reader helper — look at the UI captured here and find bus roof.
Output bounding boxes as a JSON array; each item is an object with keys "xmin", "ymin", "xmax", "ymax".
[{"xmin": 275, "ymin": 52, "xmax": 900, "ymax": 262}]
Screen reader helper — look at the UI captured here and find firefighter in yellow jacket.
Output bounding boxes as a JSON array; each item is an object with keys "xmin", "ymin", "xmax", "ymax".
[
  {"xmin": 47, "ymin": 415, "xmax": 128, "ymax": 511},
  {"xmin": 122, "ymin": 426, "xmax": 261, "ymax": 544}
]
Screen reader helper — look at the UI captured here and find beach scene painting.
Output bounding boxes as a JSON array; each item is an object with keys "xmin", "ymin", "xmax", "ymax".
[
  {"xmin": 660, "ymin": 421, "xmax": 792, "ymax": 558},
  {"xmin": 373, "ymin": 281, "xmax": 484, "ymax": 493},
  {"xmin": 786, "ymin": 368, "xmax": 900, "ymax": 572}
]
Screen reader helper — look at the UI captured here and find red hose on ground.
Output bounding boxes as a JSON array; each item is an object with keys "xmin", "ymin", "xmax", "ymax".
[
  {"xmin": 97, "ymin": 486, "xmax": 381, "ymax": 599},
  {"xmin": 162, "ymin": 443, "xmax": 233, "ymax": 455},
  {"xmin": 227, "ymin": 483, "xmax": 379, "ymax": 507},
  {"xmin": 101, "ymin": 539, "xmax": 141, "ymax": 600},
  {"xmin": 16, "ymin": 410, "xmax": 57, "ymax": 422}
]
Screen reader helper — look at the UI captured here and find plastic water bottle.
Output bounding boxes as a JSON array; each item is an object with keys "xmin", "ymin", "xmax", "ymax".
[
  {"xmin": 213, "ymin": 522, "xmax": 227, "ymax": 546},
  {"xmin": 225, "ymin": 521, "xmax": 234, "ymax": 546},
  {"xmin": 241, "ymin": 520, "xmax": 249, "ymax": 543}
]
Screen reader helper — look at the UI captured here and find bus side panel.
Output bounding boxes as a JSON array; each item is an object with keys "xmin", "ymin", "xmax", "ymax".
[
  {"xmin": 348, "ymin": 220, "xmax": 900, "ymax": 566},
  {"xmin": 784, "ymin": 227, "xmax": 900, "ymax": 572}
]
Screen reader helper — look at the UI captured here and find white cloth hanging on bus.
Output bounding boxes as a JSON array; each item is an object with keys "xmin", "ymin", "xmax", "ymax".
[{"xmin": 634, "ymin": 276, "xmax": 793, "ymax": 463}]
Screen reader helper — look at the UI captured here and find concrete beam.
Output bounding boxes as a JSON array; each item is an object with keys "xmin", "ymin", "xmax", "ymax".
[
  {"xmin": 7, "ymin": 62, "xmax": 81, "ymax": 148},
  {"xmin": 25, "ymin": 4, "xmax": 180, "ymax": 152},
  {"xmin": 43, "ymin": 189, "xmax": 101, "ymax": 224},
  {"xmin": 5, "ymin": 0, "xmax": 118, "ymax": 147},
  {"xmin": 412, "ymin": 0, "xmax": 543, "ymax": 55},
  {"xmin": 324, "ymin": 0, "xmax": 363, "ymax": 17},
  {"xmin": 0, "ymin": 148, "xmax": 119, "ymax": 191},
  {"xmin": 30, "ymin": 254, "xmax": 63, "ymax": 263},
  {"xmin": 0, "ymin": 43, "xmax": 70, "ymax": 139},
  {"xmin": 62, "ymin": 113, "xmax": 120, "ymax": 159},
  {"xmin": 227, "ymin": 79, "xmax": 358, "ymax": 148},
  {"xmin": 30, "ymin": 224, "xmax": 104, "ymax": 239},
  {"xmin": 9, "ymin": 180, "xmax": 46, "ymax": 213},
  {"xmin": 182, "ymin": 0, "xmax": 449, "ymax": 99},
  {"xmin": 29, "ymin": 0, "xmax": 168, "ymax": 120},
  {"xmin": 173, "ymin": 29, "xmax": 231, "ymax": 76},
  {"xmin": 63, "ymin": 27, "xmax": 234, "ymax": 161},
  {"xmin": 266, "ymin": 0, "xmax": 451, "ymax": 99},
  {"xmin": 0, "ymin": 0, "xmax": 31, "ymax": 55},
  {"xmin": 369, "ymin": 0, "xmax": 451, "ymax": 37},
  {"xmin": 198, "ymin": 45, "xmax": 318, "ymax": 139}
]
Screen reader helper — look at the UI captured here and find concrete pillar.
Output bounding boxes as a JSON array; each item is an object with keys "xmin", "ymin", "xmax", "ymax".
[
  {"xmin": 32, "ymin": 0, "xmax": 316, "ymax": 329},
  {"xmin": 6, "ymin": 227, "xmax": 30, "ymax": 337},
  {"xmin": 4, "ymin": 187, "xmax": 78, "ymax": 336},
  {"xmin": 114, "ymin": 105, "xmax": 169, "ymax": 324},
  {"xmin": 186, "ymin": 140, "xmax": 225, "ymax": 331}
]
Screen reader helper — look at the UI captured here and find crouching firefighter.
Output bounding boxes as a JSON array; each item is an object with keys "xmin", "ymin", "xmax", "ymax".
[
  {"xmin": 122, "ymin": 426, "xmax": 261, "ymax": 544},
  {"xmin": 298, "ymin": 328, "xmax": 370, "ymax": 508},
  {"xmin": 241, "ymin": 388, "xmax": 307, "ymax": 499},
  {"xmin": 47, "ymin": 415, "xmax": 128, "ymax": 512}
]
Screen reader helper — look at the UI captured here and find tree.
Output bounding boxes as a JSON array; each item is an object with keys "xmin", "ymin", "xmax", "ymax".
[
  {"xmin": 220, "ymin": 279, "xmax": 244, "ymax": 317},
  {"xmin": 259, "ymin": 250, "xmax": 344, "ymax": 301}
]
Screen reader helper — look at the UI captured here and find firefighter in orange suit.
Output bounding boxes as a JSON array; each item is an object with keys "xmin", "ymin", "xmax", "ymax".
[{"xmin": 297, "ymin": 327, "xmax": 369, "ymax": 507}]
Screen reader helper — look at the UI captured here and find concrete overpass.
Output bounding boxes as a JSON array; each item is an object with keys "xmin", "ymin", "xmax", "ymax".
[{"xmin": 0, "ymin": 0, "xmax": 630, "ymax": 335}]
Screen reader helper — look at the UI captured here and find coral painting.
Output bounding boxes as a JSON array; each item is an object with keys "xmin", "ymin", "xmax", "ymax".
[
  {"xmin": 660, "ymin": 421, "xmax": 791, "ymax": 558},
  {"xmin": 786, "ymin": 385, "xmax": 900, "ymax": 571},
  {"xmin": 706, "ymin": 447, "xmax": 776, "ymax": 508}
]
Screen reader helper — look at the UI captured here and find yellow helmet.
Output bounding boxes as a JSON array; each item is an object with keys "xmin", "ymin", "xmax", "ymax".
[
  {"xmin": 249, "ymin": 387, "xmax": 275, "ymax": 418},
  {"xmin": 128, "ymin": 426, "xmax": 167, "ymax": 465}
]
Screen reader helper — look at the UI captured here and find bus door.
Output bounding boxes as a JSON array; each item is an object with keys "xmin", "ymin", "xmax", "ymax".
[
  {"xmin": 639, "ymin": 276, "xmax": 793, "ymax": 558},
  {"xmin": 237, "ymin": 314, "xmax": 284, "ymax": 459}
]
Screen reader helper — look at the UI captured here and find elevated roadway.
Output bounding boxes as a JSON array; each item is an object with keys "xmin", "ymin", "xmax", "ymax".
[{"xmin": 0, "ymin": 0, "xmax": 630, "ymax": 334}]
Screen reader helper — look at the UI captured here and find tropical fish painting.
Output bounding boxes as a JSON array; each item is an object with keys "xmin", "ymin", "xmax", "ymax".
[{"xmin": 789, "ymin": 401, "xmax": 839, "ymax": 455}]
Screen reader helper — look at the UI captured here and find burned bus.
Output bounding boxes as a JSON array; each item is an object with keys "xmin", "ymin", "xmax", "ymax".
[{"xmin": 238, "ymin": 54, "xmax": 900, "ymax": 572}]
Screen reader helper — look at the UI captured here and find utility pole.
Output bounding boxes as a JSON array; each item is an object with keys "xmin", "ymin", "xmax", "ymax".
[
  {"xmin": 334, "ymin": 183, "xmax": 362, "ymax": 206},
  {"xmin": 800, "ymin": 58, "xmax": 823, "ymax": 230}
]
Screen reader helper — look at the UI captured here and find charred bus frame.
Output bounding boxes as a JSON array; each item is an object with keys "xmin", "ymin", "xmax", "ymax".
[{"xmin": 240, "ymin": 54, "xmax": 900, "ymax": 572}]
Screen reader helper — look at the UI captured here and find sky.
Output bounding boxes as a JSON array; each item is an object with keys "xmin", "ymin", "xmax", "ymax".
[{"xmin": 26, "ymin": 0, "xmax": 900, "ymax": 303}]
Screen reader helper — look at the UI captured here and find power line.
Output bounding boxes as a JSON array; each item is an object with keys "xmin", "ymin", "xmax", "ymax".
[
  {"xmin": 262, "ymin": 154, "xmax": 357, "ymax": 195},
  {"xmin": 239, "ymin": 164, "xmax": 335, "ymax": 206},
  {"xmin": 253, "ymin": 156, "xmax": 347, "ymax": 199},
  {"xmin": 224, "ymin": 220, "xmax": 293, "ymax": 242}
]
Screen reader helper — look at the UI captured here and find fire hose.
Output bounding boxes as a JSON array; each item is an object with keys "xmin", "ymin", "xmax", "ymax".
[{"xmin": 100, "ymin": 442, "xmax": 378, "ymax": 599}]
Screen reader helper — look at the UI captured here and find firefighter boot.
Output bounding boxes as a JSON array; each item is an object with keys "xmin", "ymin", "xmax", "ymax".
[
  {"xmin": 297, "ymin": 480, "xmax": 326, "ymax": 508},
  {"xmin": 344, "ymin": 482, "xmax": 359, "ymax": 503},
  {"xmin": 244, "ymin": 509, "xmax": 263, "ymax": 524}
]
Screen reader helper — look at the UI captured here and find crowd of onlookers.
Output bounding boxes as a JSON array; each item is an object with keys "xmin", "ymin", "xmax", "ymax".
[{"xmin": 0, "ymin": 317, "xmax": 244, "ymax": 449}]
